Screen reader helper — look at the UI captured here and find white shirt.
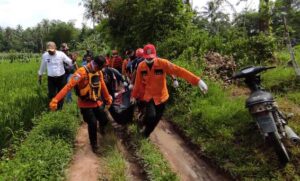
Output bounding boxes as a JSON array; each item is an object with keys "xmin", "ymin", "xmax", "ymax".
[{"xmin": 38, "ymin": 50, "xmax": 73, "ymax": 77}]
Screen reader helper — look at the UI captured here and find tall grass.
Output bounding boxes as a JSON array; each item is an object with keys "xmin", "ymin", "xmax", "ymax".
[
  {"xmin": 0, "ymin": 61, "xmax": 47, "ymax": 153},
  {"xmin": 286, "ymin": 92, "xmax": 300, "ymax": 105}
]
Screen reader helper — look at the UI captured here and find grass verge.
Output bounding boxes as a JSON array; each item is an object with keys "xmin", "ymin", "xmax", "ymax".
[
  {"xmin": 99, "ymin": 129, "xmax": 127, "ymax": 180},
  {"xmin": 128, "ymin": 124, "xmax": 179, "ymax": 181},
  {"xmin": 0, "ymin": 103, "xmax": 80, "ymax": 180}
]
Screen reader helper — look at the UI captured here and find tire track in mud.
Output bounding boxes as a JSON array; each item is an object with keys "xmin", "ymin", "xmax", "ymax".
[
  {"xmin": 150, "ymin": 120, "xmax": 232, "ymax": 181},
  {"xmin": 107, "ymin": 109, "xmax": 149, "ymax": 181},
  {"xmin": 115, "ymin": 138, "xmax": 148, "ymax": 181}
]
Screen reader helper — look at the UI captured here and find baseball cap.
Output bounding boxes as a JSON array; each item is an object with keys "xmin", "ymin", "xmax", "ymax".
[
  {"xmin": 46, "ymin": 41, "xmax": 56, "ymax": 52},
  {"xmin": 143, "ymin": 44, "xmax": 157, "ymax": 59}
]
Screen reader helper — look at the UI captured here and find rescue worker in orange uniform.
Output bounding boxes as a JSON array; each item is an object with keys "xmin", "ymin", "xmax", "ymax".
[
  {"xmin": 49, "ymin": 55, "xmax": 112, "ymax": 152},
  {"xmin": 131, "ymin": 44, "xmax": 208, "ymax": 137}
]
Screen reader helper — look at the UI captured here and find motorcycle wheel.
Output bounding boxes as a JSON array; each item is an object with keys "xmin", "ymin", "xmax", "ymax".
[{"xmin": 268, "ymin": 132, "xmax": 290, "ymax": 164}]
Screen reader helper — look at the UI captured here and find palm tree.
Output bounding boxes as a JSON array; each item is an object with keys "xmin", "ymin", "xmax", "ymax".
[
  {"xmin": 201, "ymin": 0, "xmax": 235, "ymax": 33},
  {"xmin": 201, "ymin": 0, "xmax": 236, "ymax": 23},
  {"xmin": 82, "ymin": 0, "xmax": 106, "ymax": 28}
]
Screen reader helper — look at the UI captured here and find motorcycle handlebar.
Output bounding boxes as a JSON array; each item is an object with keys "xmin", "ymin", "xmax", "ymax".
[
  {"xmin": 230, "ymin": 66, "xmax": 276, "ymax": 80},
  {"xmin": 264, "ymin": 66, "xmax": 276, "ymax": 70}
]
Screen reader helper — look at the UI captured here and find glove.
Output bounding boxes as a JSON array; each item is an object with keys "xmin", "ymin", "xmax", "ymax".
[
  {"xmin": 49, "ymin": 98, "xmax": 58, "ymax": 111},
  {"xmin": 130, "ymin": 97, "xmax": 136, "ymax": 105},
  {"xmin": 173, "ymin": 79, "xmax": 179, "ymax": 88},
  {"xmin": 128, "ymin": 84, "xmax": 134, "ymax": 90},
  {"xmin": 114, "ymin": 92, "xmax": 119, "ymax": 97},
  {"xmin": 123, "ymin": 81, "xmax": 128, "ymax": 87},
  {"xmin": 198, "ymin": 79, "xmax": 208, "ymax": 94}
]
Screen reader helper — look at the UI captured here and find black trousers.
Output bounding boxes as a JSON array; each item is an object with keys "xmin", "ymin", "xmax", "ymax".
[
  {"xmin": 142, "ymin": 100, "xmax": 166, "ymax": 138},
  {"xmin": 47, "ymin": 75, "xmax": 66, "ymax": 110},
  {"xmin": 80, "ymin": 106, "xmax": 109, "ymax": 146}
]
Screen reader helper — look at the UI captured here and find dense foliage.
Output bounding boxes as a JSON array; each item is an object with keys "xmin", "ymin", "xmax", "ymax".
[
  {"xmin": 80, "ymin": 0, "xmax": 299, "ymax": 64},
  {"xmin": 1, "ymin": 0, "xmax": 299, "ymax": 64}
]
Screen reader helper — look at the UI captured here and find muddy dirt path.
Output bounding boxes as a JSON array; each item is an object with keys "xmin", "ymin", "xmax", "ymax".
[
  {"xmin": 66, "ymin": 119, "xmax": 147, "ymax": 181},
  {"xmin": 66, "ymin": 123, "xmax": 100, "ymax": 181},
  {"xmin": 116, "ymin": 139, "xmax": 148, "ymax": 181},
  {"xmin": 150, "ymin": 120, "xmax": 230, "ymax": 181},
  {"xmin": 106, "ymin": 110, "xmax": 148, "ymax": 181}
]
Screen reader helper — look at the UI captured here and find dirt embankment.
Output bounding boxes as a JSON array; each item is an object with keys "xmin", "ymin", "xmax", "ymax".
[{"xmin": 150, "ymin": 120, "xmax": 232, "ymax": 181}]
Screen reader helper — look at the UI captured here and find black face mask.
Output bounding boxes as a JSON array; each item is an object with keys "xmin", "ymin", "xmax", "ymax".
[{"xmin": 48, "ymin": 51, "xmax": 55, "ymax": 55}]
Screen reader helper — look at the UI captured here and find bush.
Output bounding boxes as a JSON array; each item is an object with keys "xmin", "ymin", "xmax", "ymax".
[
  {"xmin": 248, "ymin": 33, "xmax": 276, "ymax": 64},
  {"xmin": 262, "ymin": 66, "xmax": 297, "ymax": 92},
  {"xmin": 157, "ymin": 27, "xmax": 276, "ymax": 67}
]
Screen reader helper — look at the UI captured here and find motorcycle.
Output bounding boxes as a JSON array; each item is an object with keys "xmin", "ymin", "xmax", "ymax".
[{"xmin": 232, "ymin": 66, "xmax": 300, "ymax": 164}]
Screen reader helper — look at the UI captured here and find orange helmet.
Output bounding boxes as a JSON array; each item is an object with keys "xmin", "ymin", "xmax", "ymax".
[{"xmin": 135, "ymin": 48, "xmax": 144, "ymax": 58}]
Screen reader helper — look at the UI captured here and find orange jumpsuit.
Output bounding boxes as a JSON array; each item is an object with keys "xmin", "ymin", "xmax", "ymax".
[
  {"xmin": 132, "ymin": 58, "xmax": 200, "ymax": 105},
  {"xmin": 53, "ymin": 64, "xmax": 112, "ymax": 108}
]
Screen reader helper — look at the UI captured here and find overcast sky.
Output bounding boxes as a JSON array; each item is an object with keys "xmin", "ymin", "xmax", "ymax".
[
  {"xmin": 0, "ymin": 0, "xmax": 259, "ymax": 29},
  {"xmin": 0, "ymin": 0, "xmax": 86, "ymax": 28}
]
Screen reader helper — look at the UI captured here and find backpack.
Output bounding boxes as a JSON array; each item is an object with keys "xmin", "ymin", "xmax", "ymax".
[{"xmin": 75, "ymin": 66, "xmax": 102, "ymax": 101}]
